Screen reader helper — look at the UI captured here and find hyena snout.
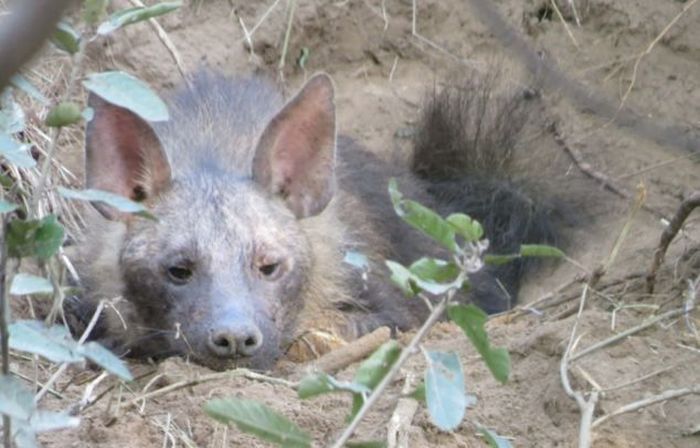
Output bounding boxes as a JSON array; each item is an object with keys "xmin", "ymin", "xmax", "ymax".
[{"xmin": 206, "ymin": 321, "xmax": 263, "ymax": 358}]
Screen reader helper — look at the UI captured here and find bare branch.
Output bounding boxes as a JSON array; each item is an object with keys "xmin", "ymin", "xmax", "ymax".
[{"xmin": 0, "ymin": 0, "xmax": 75, "ymax": 91}]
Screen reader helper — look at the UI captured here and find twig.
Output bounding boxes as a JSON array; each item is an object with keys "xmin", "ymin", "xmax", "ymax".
[
  {"xmin": 278, "ymin": 0, "xmax": 297, "ymax": 80},
  {"xmin": 550, "ymin": 123, "xmax": 666, "ymax": 220},
  {"xmin": 387, "ymin": 374, "xmax": 418, "ymax": 448},
  {"xmin": 646, "ymin": 191, "xmax": 700, "ymax": 293},
  {"xmin": 550, "ymin": 0, "xmax": 578, "ymax": 48},
  {"xmin": 592, "ymin": 385, "xmax": 700, "ymax": 428},
  {"xmin": 118, "ymin": 369, "xmax": 297, "ymax": 410},
  {"xmin": 0, "ymin": 0, "xmax": 75, "ymax": 91},
  {"xmin": 128, "ymin": 0, "xmax": 191, "ymax": 89},
  {"xmin": 559, "ymin": 284, "xmax": 598, "ymax": 448},
  {"xmin": 602, "ymin": 364, "xmax": 678, "ymax": 393},
  {"xmin": 308, "ymin": 326, "xmax": 391, "ymax": 374},
  {"xmin": 35, "ymin": 300, "xmax": 106, "ymax": 403},
  {"xmin": 617, "ymin": 0, "xmax": 699, "ymax": 113},
  {"xmin": 569, "ymin": 306, "xmax": 692, "ymax": 363}
]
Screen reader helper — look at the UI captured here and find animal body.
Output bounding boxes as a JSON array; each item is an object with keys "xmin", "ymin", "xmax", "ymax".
[{"xmin": 69, "ymin": 71, "xmax": 553, "ymax": 371}]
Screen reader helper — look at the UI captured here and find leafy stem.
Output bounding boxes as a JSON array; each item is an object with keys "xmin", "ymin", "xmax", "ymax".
[{"xmin": 331, "ymin": 267, "xmax": 468, "ymax": 448}]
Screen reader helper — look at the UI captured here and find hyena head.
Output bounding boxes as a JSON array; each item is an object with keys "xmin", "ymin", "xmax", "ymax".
[{"xmin": 83, "ymin": 74, "xmax": 336, "ymax": 370}]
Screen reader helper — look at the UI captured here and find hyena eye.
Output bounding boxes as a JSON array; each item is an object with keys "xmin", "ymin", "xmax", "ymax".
[
  {"xmin": 258, "ymin": 262, "xmax": 280, "ymax": 278},
  {"xmin": 167, "ymin": 265, "xmax": 193, "ymax": 284}
]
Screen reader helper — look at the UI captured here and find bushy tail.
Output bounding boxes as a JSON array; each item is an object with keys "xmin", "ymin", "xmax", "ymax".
[{"xmin": 411, "ymin": 75, "xmax": 557, "ymax": 312}]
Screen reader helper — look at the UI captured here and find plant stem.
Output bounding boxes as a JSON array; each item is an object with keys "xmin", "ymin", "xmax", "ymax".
[
  {"xmin": 1, "ymin": 214, "xmax": 12, "ymax": 448},
  {"xmin": 330, "ymin": 289, "xmax": 455, "ymax": 448}
]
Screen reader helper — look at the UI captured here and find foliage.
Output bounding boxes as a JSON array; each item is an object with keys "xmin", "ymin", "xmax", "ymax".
[{"xmin": 0, "ymin": 2, "xmax": 182, "ymax": 446}]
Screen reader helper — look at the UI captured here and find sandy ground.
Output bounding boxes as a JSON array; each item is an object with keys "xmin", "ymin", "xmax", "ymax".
[{"xmin": 7, "ymin": 0, "xmax": 700, "ymax": 446}]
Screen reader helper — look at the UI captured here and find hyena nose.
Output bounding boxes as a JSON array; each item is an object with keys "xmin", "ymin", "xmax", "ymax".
[{"xmin": 207, "ymin": 325, "xmax": 263, "ymax": 358}]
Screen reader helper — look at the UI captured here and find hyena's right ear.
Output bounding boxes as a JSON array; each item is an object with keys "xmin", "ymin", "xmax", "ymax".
[
  {"xmin": 252, "ymin": 73, "xmax": 336, "ymax": 219},
  {"xmin": 85, "ymin": 93, "xmax": 171, "ymax": 219}
]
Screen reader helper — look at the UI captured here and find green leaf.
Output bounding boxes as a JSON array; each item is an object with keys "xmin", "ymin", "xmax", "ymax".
[
  {"xmin": 446, "ymin": 213, "xmax": 483, "ymax": 242},
  {"xmin": 385, "ymin": 260, "xmax": 418, "ymax": 297},
  {"xmin": 45, "ymin": 101, "xmax": 82, "ymax": 127},
  {"xmin": 447, "ymin": 305, "xmax": 510, "ymax": 384},
  {"xmin": 8, "ymin": 321, "xmax": 83, "ymax": 363},
  {"xmin": 0, "ymin": 132, "xmax": 35, "ymax": 168},
  {"xmin": 97, "ymin": 1, "xmax": 182, "ymax": 35},
  {"xmin": 410, "ymin": 257, "xmax": 459, "ymax": 284},
  {"xmin": 424, "ymin": 350, "xmax": 467, "ymax": 431},
  {"xmin": 0, "ymin": 89, "xmax": 25, "ymax": 134},
  {"xmin": 388, "ymin": 179, "xmax": 457, "ymax": 253},
  {"xmin": 0, "ymin": 199, "xmax": 18, "ymax": 214},
  {"xmin": 386, "ymin": 258, "xmax": 462, "ymax": 297},
  {"xmin": 77, "ymin": 342, "xmax": 133, "ymax": 381},
  {"xmin": 12, "ymin": 423, "xmax": 38, "ymax": 448},
  {"xmin": 58, "ymin": 187, "xmax": 156, "ymax": 219},
  {"xmin": 10, "ymin": 75, "xmax": 49, "ymax": 105},
  {"xmin": 0, "ymin": 375, "xmax": 34, "ymax": 420},
  {"xmin": 478, "ymin": 427, "xmax": 513, "ymax": 448},
  {"xmin": 10, "ymin": 273, "xmax": 54, "ymax": 296},
  {"xmin": 408, "ymin": 382, "xmax": 425, "ymax": 403},
  {"xmin": 6, "ymin": 215, "xmax": 65, "ymax": 259},
  {"xmin": 483, "ymin": 254, "xmax": 519, "ymax": 266},
  {"xmin": 83, "ymin": 71, "xmax": 169, "ymax": 122},
  {"xmin": 82, "ymin": 0, "xmax": 109, "ymax": 25},
  {"xmin": 29, "ymin": 410, "xmax": 80, "ymax": 433},
  {"xmin": 50, "ymin": 22, "xmax": 81, "ymax": 54},
  {"xmin": 204, "ymin": 399, "xmax": 311, "ymax": 448},
  {"xmin": 297, "ymin": 372, "xmax": 369, "ymax": 399},
  {"xmin": 343, "ymin": 250, "xmax": 369, "ymax": 271},
  {"xmin": 520, "ymin": 244, "xmax": 564, "ymax": 258},
  {"xmin": 350, "ymin": 341, "xmax": 401, "ymax": 418}
]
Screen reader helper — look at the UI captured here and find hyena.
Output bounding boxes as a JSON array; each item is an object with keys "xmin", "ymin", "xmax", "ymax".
[{"xmin": 69, "ymin": 71, "xmax": 554, "ymax": 371}]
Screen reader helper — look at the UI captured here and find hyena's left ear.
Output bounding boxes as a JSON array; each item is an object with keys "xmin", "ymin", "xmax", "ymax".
[
  {"xmin": 85, "ymin": 93, "xmax": 172, "ymax": 220},
  {"xmin": 252, "ymin": 73, "xmax": 336, "ymax": 219}
]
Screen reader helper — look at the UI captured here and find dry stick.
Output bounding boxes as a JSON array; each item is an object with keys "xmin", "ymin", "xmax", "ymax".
[
  {"xmin": 118, "ymin": 369, "xmax": 296, "ymax": 410},
  {"xmin": 277, "ymin": 0, "xmax": 297, "ymax": 80},
  {"xmin": 550, "ymin": 123, "xmax": 666, "ymax": 221},
  {"xmin": 309, "ymin": 326, "xmax": 391, "ymax": 374},
  {"xmin": 617, "ymin": 0, "xmax": 699, "ymax": 113},
  {"xmin": 592, "ymin": 385, "xmax": 700, "ymax": 429},
  {"xmin": 0, "ymin": 0, "xmax": 75, "ymax": 90},
  {"xmin": 34, "ymin": 300, "xmax": 105, "ymax": 403},
  {"xmin": 387, "ymin": 374, "xmax": 419, "ymax": 448},
  {"xmin": 569, "ymin": 306, "xmax": 692, "ymax": 363},
  {"xmin": 646, "ymin": 191, "xmax": 700, "ymax": 294},
  {"xmin": 602, "ymin": 363, "xmax": 678, "ymax": 393},
  {"xmin": 550, "ymin": 0, "xmax": 579, "ymax": 48},
  {"xmin": 127, "ymin": 0, "xmax": 191, "ymax": 89},
  {"xmin": 560, "ymin": 284, "xmax": 598, "ymax": 448}
]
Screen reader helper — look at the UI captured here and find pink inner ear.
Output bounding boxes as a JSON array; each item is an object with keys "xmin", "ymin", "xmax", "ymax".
[
  {"xmin": 253, "ymin": 74, "xmax": 337, "ymax": 218},
  {"xmin": 86, "ymin": 94, "xmax": 171, "ymax": 208}
]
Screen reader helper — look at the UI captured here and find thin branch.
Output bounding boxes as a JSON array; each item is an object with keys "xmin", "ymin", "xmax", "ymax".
[
  {"xmin": 569, "ymin": 306, "xmax": 691, "ymax": 363},
  {"xmin": 308, "ymin": 326, "xmax": 390, "ymax": 374},
  {"xmin": 0, "ymin": 0, "xmax": 75, "ymax": 91},
  {"xmin": 646, "ymin": 191, "xmax": 700, "ymax": 293},
  {"xmin": 119, "ymin": 369, "xmax": 297, "ymax": 410},
  {"xmin": 127, "ymin": 0, "xmax": 191, "ymax": 89},
  {"xmin": 559, "ymin": 284, "xmax": 598, "ymax": 448},
  {"xmin": 592, "ymin": 385, "xmax": 700, "ymax": 428}
]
